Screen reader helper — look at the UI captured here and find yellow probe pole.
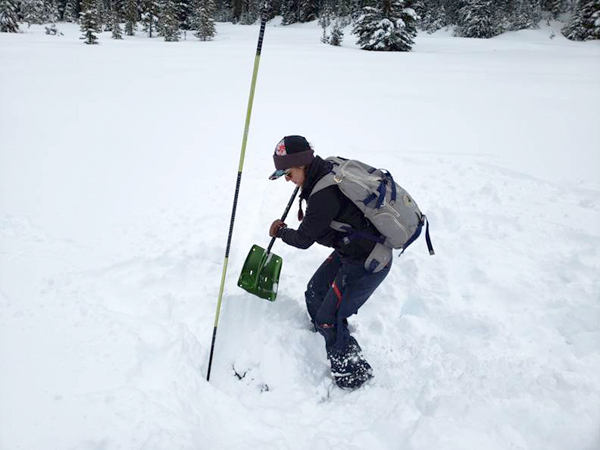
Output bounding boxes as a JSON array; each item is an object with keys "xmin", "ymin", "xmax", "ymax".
[{"xmin": 206, "ymin": 3, "xmax": 270, "ymax": 382}]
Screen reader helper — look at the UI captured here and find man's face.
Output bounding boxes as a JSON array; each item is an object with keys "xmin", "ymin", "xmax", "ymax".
[{"xmin": 285, "ymin": 166, "xmax": 305, "ymax": 187}]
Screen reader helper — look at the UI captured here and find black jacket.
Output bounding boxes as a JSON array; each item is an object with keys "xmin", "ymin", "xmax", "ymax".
[{"xmin": 278, "ymin": 155, "xmax": 379, "ymax": 261}]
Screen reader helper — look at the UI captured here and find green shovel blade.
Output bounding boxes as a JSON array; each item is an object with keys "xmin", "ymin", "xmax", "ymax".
[{"xmin": 237, "ymin": 244, "xmax": 283, "ymax": 302}]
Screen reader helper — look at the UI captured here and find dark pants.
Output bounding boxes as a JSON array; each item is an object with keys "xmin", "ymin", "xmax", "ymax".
[{"xmin": 305, "ymin": 251, "xmax": 392, "ymax": 352}]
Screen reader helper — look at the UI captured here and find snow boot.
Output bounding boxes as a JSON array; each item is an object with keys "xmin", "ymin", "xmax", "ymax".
[{"xmin": 327, "ymin": 337, "xmax": 373, "ymax": 390}]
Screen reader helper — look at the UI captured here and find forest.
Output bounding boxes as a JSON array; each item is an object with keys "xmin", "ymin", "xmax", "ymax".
[{"xmin": 1, "ymin": 1, "xmax": 599, "ymax": 49}]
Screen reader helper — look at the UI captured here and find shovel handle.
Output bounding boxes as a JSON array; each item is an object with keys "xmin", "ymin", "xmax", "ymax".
[{"xmin": 266, "ymin": 185, "xmax": 300, "ymax": 255}]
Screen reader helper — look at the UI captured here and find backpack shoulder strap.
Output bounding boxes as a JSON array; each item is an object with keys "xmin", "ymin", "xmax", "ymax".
[
  {"xmin": 309, "ymin": 156, "xmax": 345, "ymax": 198},
  {"xmin": 310, "ymin": 173, "xmax": 336, "ymax": 198}
]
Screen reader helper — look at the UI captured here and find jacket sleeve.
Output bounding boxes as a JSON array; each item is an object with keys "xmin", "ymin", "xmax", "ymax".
[{"xmin": 278, "ymin": 188, "xmax": 340, "ymax": 249}]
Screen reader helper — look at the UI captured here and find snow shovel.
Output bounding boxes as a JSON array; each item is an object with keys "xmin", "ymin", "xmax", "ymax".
[{"xmin": 238, "ymin": 186, "xmax": 300, "ymax": 301}]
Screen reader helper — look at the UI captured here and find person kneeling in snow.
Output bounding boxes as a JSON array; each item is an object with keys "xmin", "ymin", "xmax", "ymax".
[{"xmin": 268, "ymin": 135, "xmax": 392, "ymax": 390}]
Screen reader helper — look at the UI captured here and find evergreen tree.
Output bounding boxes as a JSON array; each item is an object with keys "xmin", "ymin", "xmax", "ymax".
[
  {"xmin": 214, "ymin": 0, "xmax": 232, "ymax": 21},
  {"xmin": 352, "ymin": 0, "xmax": 418, "ymax": 51},
  {"xmin": 230, "ymin": 0, "xmax": 240, "ymax": 21},
  {"xmin": 44, "ymin": 0, "xmax": 61, "ymax": 23},
  {"xmin": 332, "ymin": 0, "xmax": 353, "ymax": 26},
  {"xmin": 280, "ymin": 0, "xmax": 317, "ymax": 23},
  {"xmin": 319, "ymin": 0, "xmax": 332, "ymax": 42},
  {"xmin": 226, "ymin": 0, "xmax": 274, "ymax": 22},
  {"xmin": 264, "ymin": 0, "xmax": 279, "ymax": 20},
  {"xmin": 281, "ymin": 0, "xmax": 299, "ymax": 24},
  {"xmin": 563, "ymin": 0, "xmax": 600, "ymax": 40},
  {"xmin": 111, "ymin": 0, "xmax": 123, "ymax": 37},
  {"xmin": 412, "ymin": 0, "xmax": 425, "ymax": 17},
  {"xmin": 80, "ymin": 0, "xmax": 101, "ymax": 43},
  {"xmin": 443, "ymin": 0, "xmax": 465, "ymax": 24},
  {"xmin": 455, "ymin": 0, "xmax": 501, "ymax": 37},
  {"xmin": 124, "ymin": 0, "xmax": 137, "ymax": 34},
  {"xmin": 112, "ymin": 0, "xmax": 124, "ymax": 17},
  {"xmin": 329, "ymin": 20, "xmax": 343, "ymax": 45},
  {"xmin": 298, "ymin": 0, "xmax": 316, "ymax": 22},
  {"xmin": 160, "ymin": 0, "xmax": 180, "ymax": 40},
  {"xmin": 318, "ymin": 0, "xmax": 333, "ymax": 27},
  {"xmin": 177, "ymin": 0, "xmax": 192, "ymax": 32},
  {"xmin": 419, "ymin": 0, "xmax": 447, "ymax": 32},
  {"xmin": 240, "ymin": 0, "xmax": 260, "ymax": 24},
  {"xmin": 320, "ymin": 26, "xmax": 329, "ymax": 42},
  {"xmin": 141, "ymin": 0, "xmax": 159, "ymax": 36},
  {"xmin": 192, "ymin": 0, "xmax": 216, "ymax": 40},
  {"xmin": 22, "ymin": 0, "xmax": 46, "ymax": 25},
  {"xmin": 111, "ymin": 13, "xmax": 123, "ymax": 36},
  {"xmin": 0, "ymin": 0, "xmax": 19, "ymax": 32},
  {"xmin": 509, "ymin": 0, "xmax": 542, "ymax": 30},
  {"xmin": 543, "ymin": 0, "xmax": 565, "ymax": 18},
  {"xmin": 63, "ymin": 0, "xmax": 80, "ymax": 22},
  {"xmin": 98, "ymin": 0, "xmax": 111, "ymax": 29}
]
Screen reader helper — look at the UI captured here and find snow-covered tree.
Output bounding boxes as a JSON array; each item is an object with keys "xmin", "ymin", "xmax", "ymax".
[
  {"xmin": 329, "ymin": 20, "xmax": 344, "ymax": 45},
  {"xmin": 352, "ymin": 0, "xmax": 418, "ymax": 51},
  {"xmin": 215, "ymin": 0, "xmax": 232, "ymax": 21},
  {"xmin": 319, "ymin": 0, "xmax": 332, "ymax": 43},
  {"xmin": 562, "ymin": 0, "xmax": 600, "ymax": 40},
  {"xmin": 21, "ymin": 0, "xmax": 45, "ymax": 25},
  {"xmin": 109, "ymin": 0, "xmax": 124, "ymax": 38},
  {"xmin": 192, "ymin": 0, "xmax": 216, "ymax": 40},
  {"xmin": 263, "ymin": 0, "xmax": 279, "ymax": 20},
  {"xmin": 280, "ymin": 0, "xmax": 317, "ymax": 24},
  {"xmin": 419, "ymin": 0, "xmax": 447, "ymax": 33},
  {"xmin": 455, "ymin": 0, "xmax": 502, "ymax": 38},
  {"xmin": 141, "ymin": 0, "xmax": 159, "ymax": 36},
  {"xmin": 318, "ymin": 0, "xmax": 333, "ymax": 28},
  {"xmin": 111, "ymin": 9, "xmax": 123, "ymax": 37},
  {"xmin": 239, "ymin": 0, "xmax": 260, "ymax": 24},
  {"xmin": 508, "ymin": 0, "xmax": 542, "ymax": 30},
  {"xmin": 160, "ymin": 0, "xmax": 181, "ymax": 40},
  {"xmin": 80, "ymin": 0, "xmax": 101, "ymax": 43},
  {"xmin": 412, "ymin": 0, "xmax": 425, "ymax": 17},
  {"xmin": 124, "ymin": 0, "xmax": 136, "ymax": 35},
  {"xmin": 281, "ymin": 0, "xmax": 299, "ymax": 24},
  {"xmin": 338, "ymin": 0, "xmax": 356, "ymax": 25},
  {"xmin": 298, "ymin": 0, "xmax": 316, "ymax": 22},
  {"xmin": 44, "ymin": 0, "xmax": 61, "ymax": 23},
  {"xmin": 98, "ymin": 0, "xmax": 111, "ymax": 29},
  {"xmin": 63, "ymin": 0, "xmax": 80, "ymax": 22},
  {"xmin": 177, "ymin": 0, "xmax": 192, "ymax": 32},
  {"xmin": 543, "ymin": 0, "xmax": 566, "ymax": 18},
  {"xmin": 443, "ymin": 0, "xmax": 464, "ymax": 24},
  {"xmin": 0, "ymin": 0, "xmax": 19, "ymax": 32},
  {"xmin": 229, "ymin": 0, "xmax": 261, "ymax": 23}
]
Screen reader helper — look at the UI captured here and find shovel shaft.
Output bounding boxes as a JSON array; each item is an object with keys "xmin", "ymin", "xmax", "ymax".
[{"xmin": 266, "ymin": 186, "xmax": 299, "ymax": 255}]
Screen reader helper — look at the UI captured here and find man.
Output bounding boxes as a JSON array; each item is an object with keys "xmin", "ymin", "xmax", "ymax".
[{"xmin": 268, "ymin": 135, "xmax": 392, "ymax": 389}]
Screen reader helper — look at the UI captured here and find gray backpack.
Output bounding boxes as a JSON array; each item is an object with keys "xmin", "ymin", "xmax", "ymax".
[{"xmin": 311, "ymin": 157, "xmax": 434, "ymax": 273}]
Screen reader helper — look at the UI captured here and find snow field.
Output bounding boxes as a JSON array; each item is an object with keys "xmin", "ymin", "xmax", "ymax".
[{"xmin": 1, "ymin": 20, "xmax": 600, "ymax": 450}]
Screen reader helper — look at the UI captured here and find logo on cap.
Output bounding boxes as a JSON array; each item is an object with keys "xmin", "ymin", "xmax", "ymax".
[{"xmin": 275, "ymin": 140, "xmax": 287, "ymax": 156}]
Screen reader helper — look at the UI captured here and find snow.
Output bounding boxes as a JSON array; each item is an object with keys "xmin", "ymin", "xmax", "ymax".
[{"xmin": 1, "ymin": 20, "xmax": 600, "ymax": 450}]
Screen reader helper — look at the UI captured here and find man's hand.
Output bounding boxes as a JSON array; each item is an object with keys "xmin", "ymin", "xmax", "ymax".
[{"xmin": 269, "ymin": 219, "xmax": 287, "ymax": 237}]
